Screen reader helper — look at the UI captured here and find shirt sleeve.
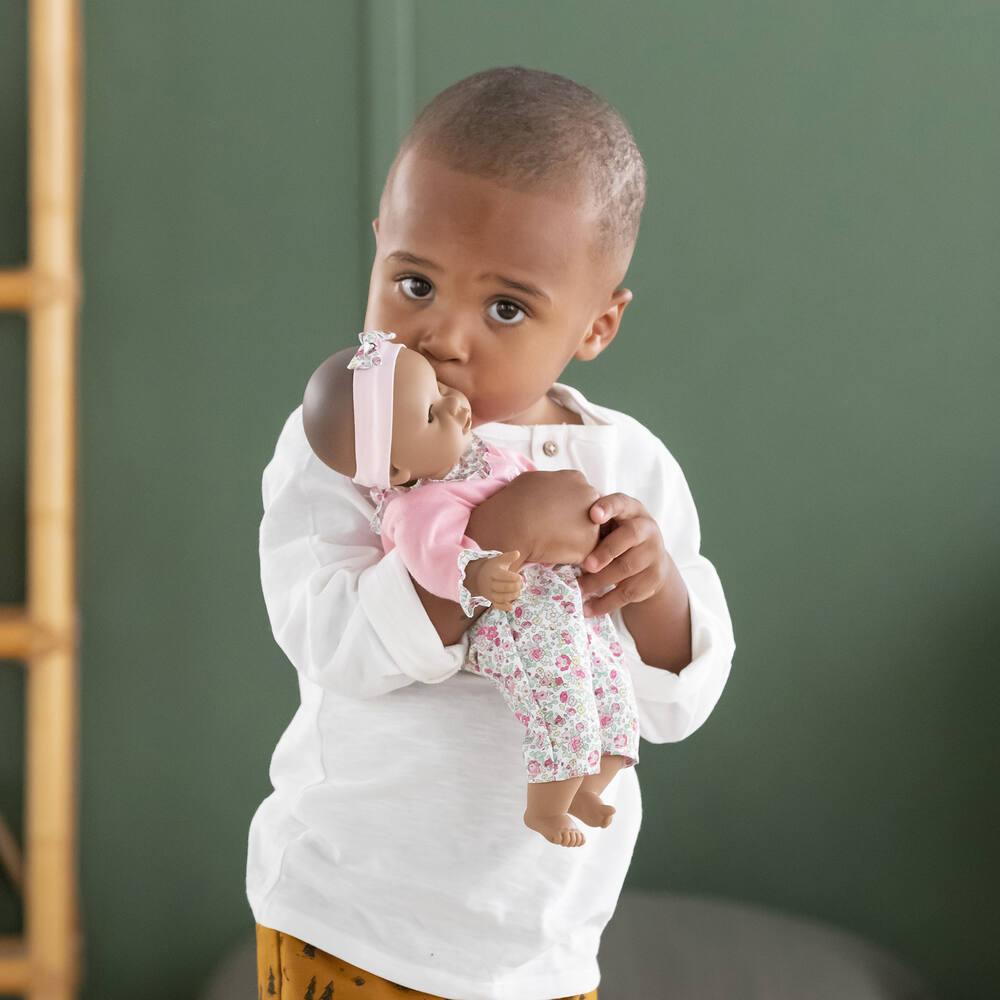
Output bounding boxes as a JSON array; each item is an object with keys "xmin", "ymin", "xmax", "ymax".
[
  {"xmin": 606, "ymin": 427, "xmax": 736, "ymax": 743},
  {"xmin": 380, "ymin": 487, "xmax": 502, "ymax": 618},
  {"xmin": 258, "ymin": 407, "xmax": 470, "ymax": 699}
]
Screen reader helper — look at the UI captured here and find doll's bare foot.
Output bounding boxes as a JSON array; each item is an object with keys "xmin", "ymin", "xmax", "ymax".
[
  {"xmin": 568, "ymin": 789, "xmax": 616, "ymax": 829},
  {"xmin": 523, "ymin": 810, "xmax": 586, "ymax": 847}
]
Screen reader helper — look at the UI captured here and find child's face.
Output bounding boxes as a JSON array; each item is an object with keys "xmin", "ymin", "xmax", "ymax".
[
  {"xmin": 389, "ymin": 347, "xmax": 473, "ymax": 484},
  {"xmin": 363, "ymin": 149, "xmax": 633, "ymax": 426}
]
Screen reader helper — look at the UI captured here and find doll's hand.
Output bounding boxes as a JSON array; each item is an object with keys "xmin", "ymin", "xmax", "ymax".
[
  {"xmin": 577, "ymin": 494, "xmax": 669, "ymax": 617},
  {"xmin": 466, "ymin": 550, "xmax": 524, "ymax": 612}
]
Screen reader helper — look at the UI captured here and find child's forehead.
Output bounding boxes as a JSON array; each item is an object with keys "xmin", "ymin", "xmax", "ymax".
[{"xmin": 379, "ymin": 151, "xmax": 604, "ymax": 285}]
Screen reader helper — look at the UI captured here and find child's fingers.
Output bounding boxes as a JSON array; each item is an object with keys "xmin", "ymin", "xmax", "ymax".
[
  {"xmin": 579, "ymin": 537, "xmax": 659, "ymax": 597},
  {"xmin": 581, "ymin": 521, "xmax": 644, "ymax": 574},
  {"xmin": 590, "ymin": 493, "xmax": 643, "ymax": 525},
  {"xmin": 583, "ymin": 564, "xmax": 660, "ymax": 617}
]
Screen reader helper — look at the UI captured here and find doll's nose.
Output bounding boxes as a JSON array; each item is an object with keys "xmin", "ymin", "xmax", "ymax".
[{"xmin": 442, "ymin": 394, "xmax": 468, "ymax": 426}]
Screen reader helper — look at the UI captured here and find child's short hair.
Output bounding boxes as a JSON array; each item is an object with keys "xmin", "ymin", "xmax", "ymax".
[{"xmin": 387, "ymin": 66, "xmax": 647, "ymax": 285}]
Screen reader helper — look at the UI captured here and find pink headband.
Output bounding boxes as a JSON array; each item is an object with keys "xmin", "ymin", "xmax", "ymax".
[{"xmin": 346, "ymin": 330, "xmax": 406, "ymax": 490}]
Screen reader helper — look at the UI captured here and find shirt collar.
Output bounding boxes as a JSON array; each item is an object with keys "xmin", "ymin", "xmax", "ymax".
[
  {"xmin": 547, "ymin": 382, "xmax": 609, "ymax": 425},
  {"xmin": 475, "ymin": 382, "xmax": 612, "ymax": 439}
]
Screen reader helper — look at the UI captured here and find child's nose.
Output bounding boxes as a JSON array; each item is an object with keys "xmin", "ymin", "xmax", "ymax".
[{"xmin": 419, "ymin": 323, "xmax": 469, "ymax": 364}]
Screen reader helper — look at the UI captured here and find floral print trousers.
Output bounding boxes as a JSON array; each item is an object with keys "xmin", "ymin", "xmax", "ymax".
[{"xmin": 463, "ymin": 562, "xmax": 640, "ymax": 783}]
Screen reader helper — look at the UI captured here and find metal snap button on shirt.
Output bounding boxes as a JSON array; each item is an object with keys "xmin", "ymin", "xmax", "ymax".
[{"xmin": 542, "ymin": 440, "xmax": 559, "ymax": 457}]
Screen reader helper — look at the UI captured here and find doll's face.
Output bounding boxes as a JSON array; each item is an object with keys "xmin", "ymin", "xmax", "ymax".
[{"xmin": 388, "ymin": 347, "xmax": 473, "ymax": 485}]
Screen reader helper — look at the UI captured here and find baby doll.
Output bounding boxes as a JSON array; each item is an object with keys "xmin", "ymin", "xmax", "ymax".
[{"xmin": 302, "ymin": 329, "xmax": 640, "ymax": 848}]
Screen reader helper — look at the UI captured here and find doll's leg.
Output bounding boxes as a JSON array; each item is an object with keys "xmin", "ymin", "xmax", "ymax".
[
  {"xmin": 465, "ymin": 606, "xmax": 591, "ymax": 847},
  {"xmin": 557, "ymin": 606, "xmax": 639, "ymax": 828},
  {"xmin": 571, "ymin": 755, "xmax": 626, "ymax": 826},
  {"xmin": 514, "ymin": 564, "xmax": 606, "ymax": 845},
  {"xmin": 523, "ymin": 772, "xmax": 587, "ymax": 848},
  {"xmin": 573, "ymin": 612, "xmax": 640, "ymax": 801},
  {"xmin": 587, "ymin": 610, "xmax": 641, "ymax": 768},
  {"xmin": 515, "ymin": 564, "xmax": 603, "ymax": 780}
]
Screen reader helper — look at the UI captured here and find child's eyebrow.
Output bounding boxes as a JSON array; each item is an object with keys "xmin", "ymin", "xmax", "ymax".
[{"xmin": 386, "ymin": 250, "xmax": 551, "ymax": 304}]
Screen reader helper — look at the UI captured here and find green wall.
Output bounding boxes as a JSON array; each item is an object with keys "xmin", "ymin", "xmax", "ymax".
[{"xmin": 1, "ymin": 2, "xmax": 997, "ymax": 998}]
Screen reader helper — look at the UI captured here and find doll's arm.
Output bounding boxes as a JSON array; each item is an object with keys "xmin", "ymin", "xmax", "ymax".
[
  {"xmin": 409, "ymin": 468, "xmax": 604, "ymax": 646},
  {"xmin": 381, "ymin": 488, "xmax": 519, "ymax": 618}
]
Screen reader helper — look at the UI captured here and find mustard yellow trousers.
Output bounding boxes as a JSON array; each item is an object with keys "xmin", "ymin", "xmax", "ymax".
[{"xmin": 256, "ymin": 923, "xmax": 599, "ymax": 1000}]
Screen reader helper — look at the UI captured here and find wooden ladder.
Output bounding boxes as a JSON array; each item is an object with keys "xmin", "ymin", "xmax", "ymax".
[{"xmin": 0, "ymin": 1, "xmax": 83, "ymax": 997}]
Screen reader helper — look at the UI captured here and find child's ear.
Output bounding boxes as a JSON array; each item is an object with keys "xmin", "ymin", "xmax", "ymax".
[
  {"xmin": 575, "ymin": 288, "xmax": 633, "ymax": 362},
  {"xmin": 372, "ymin": 217, "xmax": 379, "ymax": 238}
]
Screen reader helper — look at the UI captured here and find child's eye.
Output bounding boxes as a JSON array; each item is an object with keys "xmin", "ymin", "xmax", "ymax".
[
  {"xmin": 397, "ymin": 276, "xmax": 526, "ymax": 326},
  {"xmin": 398, "ymin": 276, "xmax": 433, "ymax": 300},
  {"xmin": 488, "ymin": 299, "xmax": 527, "ymax": 325}
]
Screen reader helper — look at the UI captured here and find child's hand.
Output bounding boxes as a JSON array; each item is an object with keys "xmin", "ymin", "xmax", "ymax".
[
  {"xmin": 577, "ymin": 494, "xmax": 669, "ymax": 617},
  {"xmin": 466, "ymin": 470, "xmax": 602, "ymax": 567},
  {"xmin": 467, "ymin": 550, "xmax": 524, "ymax": 612}
]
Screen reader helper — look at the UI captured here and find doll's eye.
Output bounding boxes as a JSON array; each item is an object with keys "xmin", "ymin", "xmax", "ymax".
[
  {"xmin": 399, "ymin": 276, "xmax": 433, "ymax": 300},
  {"xmin": 428, "ymin": 405, "xmax": 433, "ymax": 424},
  {"xmin": 488, "ymin": 299, "xmax": 527, "ymax": 325}
]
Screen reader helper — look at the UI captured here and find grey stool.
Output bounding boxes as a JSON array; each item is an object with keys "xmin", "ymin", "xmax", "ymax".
[{"xmin": 202, "ymin": 889, "xmax": 936, "ymax": 1000}]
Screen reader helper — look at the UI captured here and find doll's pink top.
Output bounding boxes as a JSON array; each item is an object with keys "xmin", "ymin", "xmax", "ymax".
[{"xmin": 377, "ymin": 435, "xmax": 536, "ymax": 614}]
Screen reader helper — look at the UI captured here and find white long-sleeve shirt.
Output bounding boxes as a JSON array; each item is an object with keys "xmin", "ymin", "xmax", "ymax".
[{"xmin": 245, "ymin": 381, "xmax": 736, "ymax": 1000}]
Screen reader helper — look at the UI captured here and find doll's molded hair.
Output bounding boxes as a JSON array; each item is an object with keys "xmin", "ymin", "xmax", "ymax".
[{"xmin": 302, "ymin": 347, "xmax": 360, "ymax": 477}]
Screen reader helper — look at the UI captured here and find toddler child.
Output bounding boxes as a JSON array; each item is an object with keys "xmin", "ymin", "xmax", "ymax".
[{"xmin": 247, "ymin": 66, "xmax": 735, "ymax": 1000}]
